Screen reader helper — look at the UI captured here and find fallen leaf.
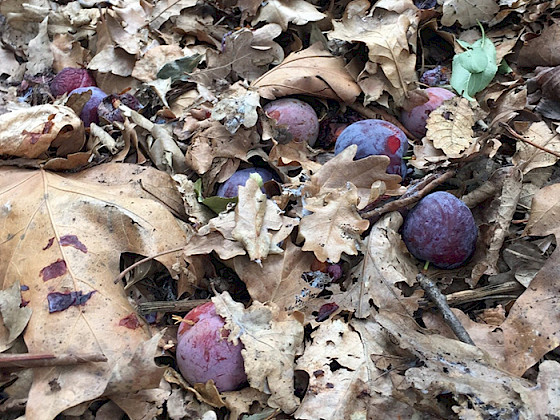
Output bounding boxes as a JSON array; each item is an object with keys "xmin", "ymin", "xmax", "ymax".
[
  {"xmin": 149, "ymin": 0, "xmax": 198, "ymax": 30},
  {"xmin": 299, "ymin": 184, "xmax": 370, "ymax": 263},
  {"xmin": 211, "ymin": 82, "xmax": 260, "ymax": 134},
  {"xmin": 439, "ymin": 0, "xmax": 500, "ymax": 28},
  {"xmin": 518, "ymin": 23, "xmax": 560, "ymax": 67},
  {"xmin": 512, "ymin": 121, "xmax": 560, "ymax": 174},
  {"xmin": 251, "ymin": 0, "xmax": 326, "ymax": 31},
  {"xmin": 0, "ymin": 281, "xmax": 32, "ymax": 352},
  {"xmin": 0, "ymin": 164, "xmax": 187, "ymax": 419},
  {"xmin": 252, "ymin": 43, "xmax": 361, "ymax": 104},
  {"xmin": 213, "ymin": 292, "xmax": 304, "ymax": 414}
]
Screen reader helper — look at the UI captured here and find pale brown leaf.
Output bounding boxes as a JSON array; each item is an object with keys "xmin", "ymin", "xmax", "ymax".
[
  {"xmin": 439, "ymin": 0, "xmax": 500, "ymax": 28},
  {"xmin": 251, "ymin": 0, "xmax": 326, "ymax": 31},
  {"xmin": 512, "ymin": 121, "xmax": 560, "ymax": 174}
]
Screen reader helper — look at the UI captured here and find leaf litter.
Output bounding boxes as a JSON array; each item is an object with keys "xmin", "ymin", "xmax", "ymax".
[{"xmin": 1, "ymin": 0, "xmax": 560, "ymax": 419}]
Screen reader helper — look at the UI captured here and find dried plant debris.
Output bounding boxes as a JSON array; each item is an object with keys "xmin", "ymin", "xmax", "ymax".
[{"xmin": 2, "ymin": 0, "xmax": 560, "ymax": 419}]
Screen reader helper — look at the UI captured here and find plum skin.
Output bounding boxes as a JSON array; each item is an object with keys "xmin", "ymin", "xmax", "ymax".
[
  {"xmin": 263, "ymin": 98, "xmax": 319, "ymax": 147},
  {"xmin": 217, "ymin": 167, "xmax": 277, "ymax": 198},
  {"xmin": 50, "ymin": 68, "xmax": 96, "ymax": 97},
  {"xmin": 68, "ymin": 86, "xmax": 108, "ymax": 127},
  {"xmin": 333, "ymin": 119, "xmax": 408, "ymax": 177},
  {"xmin": 402, "ymin": 191, "xmax": 477, "ymax": 269},
  {"xmin": 400, "ymin": 87, "xmax": 455, "ymax": 138},
  {"xmin": 176, "ymin": 302, "xmax": 247, "ymax": 392}
]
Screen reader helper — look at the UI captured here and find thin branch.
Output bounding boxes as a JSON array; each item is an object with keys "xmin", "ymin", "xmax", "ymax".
[
  {"xmin": 417, "ymin": 273, "xmax": 475, "ymax": 345},
  {"xmin": 0, "ymin": 352, "xmax": 107, "ymax": 370},
  {"xmin": 137, "ymin": 298, "xmax": 210, "ymax": 315},
  {"xmin": 500, "ymin": 122, "xmax": 560, "ymax": 159}
]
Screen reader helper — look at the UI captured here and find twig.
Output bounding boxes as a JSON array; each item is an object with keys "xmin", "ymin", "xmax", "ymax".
[
  {"xmin": 417, "ymin": 273, "xmax": 475, "ymax": 345},
  {"xmin": 137, "ymin": 298, "xmax": 210, "ymax": 315},
  {"xmin": 360, "ymin": 170, "xmax": 455, "ymax": 221},
  {"xmin": 114, "ymin": 246, "xmax": 184, "ymax": 284},
  {"xmin": 419, "ymin": 281, "xmax": 523, "ymax": 307},
  {"xmin": 500, "ymin": 122, "xmax": 560, "ymax": 159},
  {"xmin": 349, "ymin": 103, "xmax": 418, "ymax": 141},
  {"xmin": 0, "ymin": 352, "xmax": 107, "ymax": 370}
]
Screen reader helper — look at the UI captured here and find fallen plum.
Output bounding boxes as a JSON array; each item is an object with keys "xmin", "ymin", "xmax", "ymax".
[
  {"xmin": 217, "ymin": 167, "xmax": 278, "ymax": 198},
  {"xmin": 176, "ymin": 301, "xmax": 247, "ymax": 392},
  {"xmin": 97, "ymin": 93, "xmax": 143, "ymax": 124},
  {"xmin": 401, "ymin": 191, "xmax": 477, "ymax": 269},
  {"xmin": 50, "ymin": 68, "xmax": 96, "ymax": 97},
  {"xmin": 68, "ymin": 86, "xmax": 108, "ymax": 127},
  {"xmin": 400, "ymin": 87, "xmax": 455, "ymax": 138},
  {"xmin": 263, "ymin": 98, "xmax": 319, "ymax": 147},
  {"xmin": 334, "ymin": 119, "xmax": 408, "ymax": 177}
]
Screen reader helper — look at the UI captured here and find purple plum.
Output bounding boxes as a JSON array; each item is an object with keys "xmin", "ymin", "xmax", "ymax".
[
  {"xmin": 68, "ymin": 86, "xmax": 108, "ymax": 127},
  {"xmin": 400, "ymin": 87, "xmax": 455, "ymax": 138},
  {"xmin": 263, "ymin": 98, "xmax": 319, "ymax": 147},
  {"xmin": 50, "ymin": 68, "xmax": 96, "ymax": 97},
  {"xmin": 217, "ymin": 168, "xmax": 278, "ymax": 198}
]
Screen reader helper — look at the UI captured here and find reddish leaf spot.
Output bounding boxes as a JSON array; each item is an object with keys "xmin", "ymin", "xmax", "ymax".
[
  {"xmin": 60, "ymin": 235, "xmax": 88, "ymax": 253},
  {"xmin": 47, "ymin": 290, "xmax": 96, "ymax": 313},
  {"xmin": 315, "ymin": 303, "xmax": 339, "ymax": 322},
  {"xmin": 119, "ymin": 313, "xmax": 141, "ymax": 329},
  {"xmin": 21, "ymin": 299, "xmax": 29, "ymax": 307},
  {"xmin": 387, "ymin": 135, "xmax": 401, "ymax": 154},
  {"xmin": 43, "ymin": 237, "xmax": 55, "ymax": 250},
  {"xmin": 22, "ymin": 130, "xmax": 41, "ymax": 145},
  {"xmin": 40, "ymin": 259, "xmax": 67, "ymax": 282}
]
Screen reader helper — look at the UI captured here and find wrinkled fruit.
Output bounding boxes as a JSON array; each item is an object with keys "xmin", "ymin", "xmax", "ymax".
[
  {"xmin": 263, "ymin": 98, "xmax": 319, "ymax": 147},
  {"xmin": 176, "ymin": 302, "xmax": 247, "ymax": 392},
  {"xmin": 217, "ymin": 167, "xmax": 278, "ymax": 198},
  {"xmin": 50, "ymin": 68, "xmax": 96, "ymax": 97},
  {"xmin": 334, "ymin": 119, "xmax": 408, "ymax": 177},
  {"xmin": 69, "ymin": 87, "xmax": 108, "ymax": 127},
  {"xmin": 400, "ymin": 87, "xmax": 455, "ymax": 138},
  {"xmin": 402, "ymin": 191, "xmax": 477, "ymax": 269}
]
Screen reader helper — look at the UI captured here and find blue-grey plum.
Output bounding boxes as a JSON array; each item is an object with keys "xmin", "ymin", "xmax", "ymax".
[
  {"xmin": 334, "ymin": 119, "xmax": 408, "ymax": 177},
  {"xmin": 217, "ymin": 168, "xmax": 278, "ymax": 198},
  {"xmin": 402, "ymin": 191, "xmax": 477, "ymax": 269}
]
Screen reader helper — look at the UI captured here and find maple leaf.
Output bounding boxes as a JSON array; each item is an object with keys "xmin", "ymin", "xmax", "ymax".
[
  {"xmin": 213, "ymin": 292, "xmax": 304, "ymax": 414},
  {"xmin": 251, "ymin": 0, "xmax": 326, "ymax": 31},
  {"xmin": 299, "ymin": 184, "xmax": 369, "ymax": 263},
  {"xmin": 0, "ymin": 164, "xmax": 187, "ymax": 419}
]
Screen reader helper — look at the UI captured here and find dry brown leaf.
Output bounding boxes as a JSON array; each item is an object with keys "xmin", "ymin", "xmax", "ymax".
[
  {"xmin": 252, "ymin": 43, "xmax": 361, "ymax": 104},
  {"xmin": 300, "ymin": 185, "xmax": 369, "ymax": 263},
  {"xmin": 0, "ymin": 105, "xmax": 85, "ymax": 159},
  {"xmin": 512, "ymin": 121, "xmax": 560, "ymax": 174},
  {"xmin": 304, "ymin": 145, "xmax": 403, "ymax": 209},
  {"xmin": 233, "ymin": 240, "xmax": 320, "ymax": 312},
  {"xmin": 211, "ymin": 82, "xmax": 260, "ymax": 134},
  {"xmin": 251, "ymin": 0, "xmax": 326, "ymax": 31},
  {"xmin": 213, "ymin": 292, "xmax": 304, "ymax": 414},
  {"xmin": 328, "ymin": 0, "xmax": 418, "ymax": 106},
  {"xmin": 0, "ymin": 281, "xmax": 32, "ymax": 352},
  {"xmin": 0, "ymin": 164, "xmax": 187, "ymax": 419},
  {"xmin": 346, "ymin": 212, "xmax": 421, "ymax": 318},
  {"xmin": 185, "ymin": 121, "xmax": 259, "ymax": 175},
  {"xmin": 518, "ymin": 23, "xmax": 560, "ymax": 67},
  {"xmin": 26, "ymin": 17, "xmax": 53, "ymax": 76},
  {"xmin": 221, "ymin": 387, "xmax": 270, "ymax": 420},
  {"xmin": 232, "ymin": 178, "xmax": 297, "ymax": 262},
  {"xmin": 149, "ymin": 0, "xmax": 198, "ymax": 30},
  {"xmin": 439, "ymin": 0, "xmax": 500, "ymax": 28},
  {"xmin": 514, "ymin": 361, "xmax": 560, "ymax": 418},
  {"xmin": 132, "ymin": 45, "xmax": 184, "ymax": 82},
  {"xmin": 268, "ymin": 140, "xmax": 322, "ymax": 173},
  {"xmin": 426, "ymin": 97, "xmax": 477, "ymax": 158}
]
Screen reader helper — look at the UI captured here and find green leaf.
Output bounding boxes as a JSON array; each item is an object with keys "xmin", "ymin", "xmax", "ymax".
[
  {"xmin": 157, "ymin": 54, "xmax": 203, "ymax": 82},
  {"xmin": 193, "ymin": 178, "xmax": 203, "ymax": 201},
  {"xmin": 451, "ymin": 30, "xmax": 497, "ymax": 101},
  {"xmin": 201, "ymin": 196, "xmax": 238, "ymax": 214}
]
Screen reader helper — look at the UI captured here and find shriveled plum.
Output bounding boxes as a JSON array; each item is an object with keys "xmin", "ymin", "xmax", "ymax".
[
  {"xmin": 334, "ymin": 119, "xmax": 408, "ymax": 177},
  {"xmin": 50, "ymin": 68, "xmax": 96, "ymax": 97},
  {"xmin": 176, "ymin": 302, "xmax": 247, "ymax": 392},
  {"xmin": 402, "ymin": 191, "xmax": 477, "ymax": 269},
  {"xmin": 263, "ymin": 98, "xmax": 319, "ymax": 147}
]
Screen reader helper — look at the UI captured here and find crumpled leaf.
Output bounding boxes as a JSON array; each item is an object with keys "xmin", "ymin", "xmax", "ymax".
[
  {"xmin": 303, "ymin": 145, "xmax": 403, "ymax": 210},
  {"xmin": 26, "ymin": 16, "xmax": 53, "ymax": 75},
  {"xmin": 0, "ymin": 164, "xmax": 187, "ymax": 419},
  {"xmin": 328, "ymin": 0, "xmax": 418, "ymax": 106},
  {"xmin": 251, "ymin": 0, "xmax": 326, "ymax": 31},
  {"xmin": 252, "ymin": 43, "xmax": 361, "ymax": 104},
  {"xmin": 299, "ymin": 184, "xmax": 369, "ymax": 263},
  {"xmin": 451, "ymin": 28, "xmax": 498, "ymax": 100},
  {"xmin": 512, "ymin": 121, "xmax": 560, "ymax": 174},
  {"xmin": 518, "ymin": 23, "xmax": 560, "ymax": 67},
  {"xmin": 438, "ymin": 0, "xmax": 500, "ymax": 28},
  {"xmin": 0, "ymin": 280, "xmax": 32, "ymax": 352},
  {"xmin": 149, "ymin": 0, "xmax": 198, "ymax": 30},
  {"xmin": 232, "ymin": 178, "xmax": 297, "ymax": 262},
  {"xmin": 426, "ymin": 97, "xmax": 477, "ymax": 158},
  {"xmin": 0, "ymin": 104, "xmax": 85, "ymax": 159},
  {"xmin": 211, "ymin": 82, "xmax": 260, "ymax": 134},
  {"xmin": 213, "ymin": 292, "xmax": 304, "ymax": 414}
]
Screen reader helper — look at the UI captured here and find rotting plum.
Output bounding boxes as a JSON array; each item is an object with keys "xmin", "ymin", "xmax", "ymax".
[
  {"xmin": 50, "ymin": 68, "xmax": 96, "ymax": 97},
  {"xmin": 68, "ymin": 86, "xmax": 108, "ymax": 127},
  {"xmin": 97, "ymin": 93, "xmax": 143, "ymax": 124},
  {"xmin": 400, "ymin": 87, "xmax": 455, "ymax": 138},
  {"xmin": 402, "ymin": 191, "xmax": 477, "ymax": 269},
  {"xmin": 176, "ymin": 301, "xmax": 247, "ymax": 392},
  {"xmin": 263, "ymin": 98, "xmax": 319, "ymax": 147},
  {"xmin": 333, "ymin": 119, "xmax": 408, "ymax": 177},
  {"xmin": 217, "ymin": 167, "xmax": 278, "ymax": 198}
]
